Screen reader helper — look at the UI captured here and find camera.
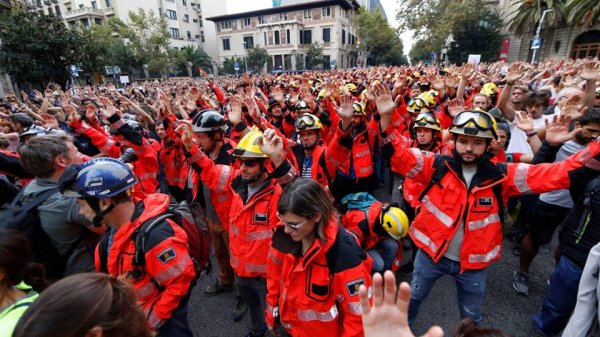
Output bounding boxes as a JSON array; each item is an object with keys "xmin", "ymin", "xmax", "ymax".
[{"xmin": 118, "ymin": 147, "xmax": 138, "ymax": 164}]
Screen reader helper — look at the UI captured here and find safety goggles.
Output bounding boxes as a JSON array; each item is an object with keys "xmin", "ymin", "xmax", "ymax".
[
  {"xmin": 352, "ymin": 102, "xmax": 364, "ymax": 115},
  {"xmin": 453, "ymin": 111, "xmax": 496, "ymax": 136},
  {"xmin": 295, "ymin": 100, "xmax": 309, "ymax": 111},
  {"xmin": 414, "ymin": 113, "xmax": 439, "ymax": 127},
  {"xmin": 408, "ymin": 98, "xmax": 426, "ymax": 109},
  {"xmin": 276, "ymin": 212, "xmax": 311, "ymax": 231},
  {"xmin": 238, "ymin": 158, "xmax": 262, "ymax": 167},
  {"xmin": 295, "ymin": 114, "xmax": 315, "ymax": 130}
]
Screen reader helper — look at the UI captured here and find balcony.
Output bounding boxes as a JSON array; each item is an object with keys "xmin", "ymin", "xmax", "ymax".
[
  {"xmin": 103, "ymin": 6, "xmax": 114, "ymax": 16},
  {"xmin": 64, "ymin": 7, "xmax": 103, "ymax": 20}
]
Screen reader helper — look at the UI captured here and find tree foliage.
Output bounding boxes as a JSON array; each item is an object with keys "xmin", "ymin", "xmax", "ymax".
[
  {"xmin": 174, "ymin": 45, "xmax": 212, "ymax": 76},
  {"xmin": 356, "ymin": 8, "xmax": 407, "ymax": 66},
  {"xmin": 0, "ymin": 5, "xmax": 83, "ymax": 85},
  {"xmin": 508, "ymin": 0, "xmax": 567, "ymax": 35},
  {"xmin": 566, "ymin": 0, "xmax": 600, "ymax": 27},
  {"xmin": 447, "ymin": 10, "xmax": 503, "ymax": 63},
  {"xmin": 409, "ymin": 39, "xmax": 436, "ymax": 65},
  {"xmin": 221, "ymin": 56, "xmax": 244, "ymax": 75},
  {"xmin": 245, "ymin": 46, "xmax": 269, "ymax": 74},
  {"xmin": 306, "ymin": 42, "xmax": 326, "ymax": 70}
]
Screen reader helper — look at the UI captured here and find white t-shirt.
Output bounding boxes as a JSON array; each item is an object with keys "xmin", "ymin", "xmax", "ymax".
[
  {"xmin": 506, "ymin": 115, "xmax": 554, "ymax": 155},
  {"xmin": 444, "ymin": 165, "xmax": 477, "ymax": 261}
]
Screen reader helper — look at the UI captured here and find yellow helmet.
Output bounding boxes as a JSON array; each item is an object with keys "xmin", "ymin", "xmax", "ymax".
[
  {"xmin": 232, "ymin": 130, "xmax": 268, "ymax": 158},
  {"xmin": 380, "ymin": 205, "xmax": 409, "ymax": 240},
  {"xmin": 352, "ymin": 102, "xmax": 365, "ymax": 116},
  {"xmin": 413, "ymin": 112, "xmax": 441, "ymax": 132},
  {"xmin": 345, "ymin": 83, "xmax": 358, "ymax": 94},
  {"xmin": 295, "ymin": 113, "xmax": 323, "ymax": 131},
  {"xmin": 407, "ymin": 97, "xmax": 430, "ymax": 114},
  {"xmin": 418, "ymin": 91, "xmax": 436, "ymax": 107},
  {"xmin": 449, "ymin": 110, "xmax": 498, "ymax": 139},
  {"xmin": 481, "ymin": 83, "xmax": 498, "ymax": 97},
  {"xmin": 317, "ymin": 89, "xmax": 327, "ymax": 101}
]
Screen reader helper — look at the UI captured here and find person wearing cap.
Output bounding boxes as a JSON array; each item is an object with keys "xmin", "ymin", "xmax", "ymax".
[
  {"xmin": 8, "ymin": 113, "xmax": 33, "ymax": 134},
  {"xmin": 59, "ymin": 157, "xmax": 196, "ymax": 337},
  {"xmin": 266, "ymin": 93, "xmax": 294, "ymax": 138},
  {"xmin": 373, "ymin": 81, "xmax": 600, "ymax": 325},
  {"xmin": 341, "ymin": 194, "xmax": 409, "ymax": 273},
  {"xmin": 179, "ymin": 124, "xmax": 296, "ymax": 337}
]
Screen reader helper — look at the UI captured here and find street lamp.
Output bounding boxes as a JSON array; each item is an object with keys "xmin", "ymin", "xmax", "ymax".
[
  {"xmin": 242, "ymin": 42, "xmax": 248, "ymax": 73},
  {"xmin": 531, "ymin": 9, "xmax": 553, "ymax": 64},
  {"xmin": 186, "ymin": 61, "xmax": 193, "ymax": 78}
]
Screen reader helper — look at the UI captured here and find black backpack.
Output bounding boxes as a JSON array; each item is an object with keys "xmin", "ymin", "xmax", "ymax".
[{"xmin": 0, "ymin": 187, "xmax": 81, "ymax": 280}]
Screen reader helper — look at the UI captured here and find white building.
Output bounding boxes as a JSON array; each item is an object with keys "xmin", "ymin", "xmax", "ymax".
[
  {"xmin": 23, "ymin": 0, "xmax": 224, "ymax": 58},
  {"xmin": 207, "ymin": 0, "xmax": 361, "ymax": 71}
]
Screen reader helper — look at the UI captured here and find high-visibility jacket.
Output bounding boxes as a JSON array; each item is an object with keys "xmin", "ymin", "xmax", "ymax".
[
  {"xmin": 266, "ymin": 221, "xmax": 372, "ymax": 337},
  {"xmin": 382, "ymin": 125, "xmax": 600, "ymax": 272},
  {"xmin": 95, "ymin": 194, "xmax": 195, "ymax": 328},
  {"xmin": 186, "ymin": 148, "xmax": 296, "ymax": 278},
  {"xmin": 337, "ymin": 123, "xmax": 375, "ymax": 179},
  {"xmin": 341, "ymin": 201, "xmax": 390, "ymax": 250}
]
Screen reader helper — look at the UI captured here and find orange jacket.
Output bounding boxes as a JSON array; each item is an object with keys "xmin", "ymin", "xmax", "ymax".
[
  {"xmin": 95, "ymin": 194, "xmax": 195, "ymax": 328},
  {"xmin": 337, "ymin": 124, "xmax": 375, "ymax": 179},
  {"xmin": 382, "ymin": 125, "xmax": 600, "ymax": 272},
  {"xmin": 341, "ymin": 201, "xmax": 389, "ymax": 251},
  {"xmin": 266, "ymin": 221, "xmax": 372, "ymax": 337},
  {"xmin": 186, "ymin": 148, "xmax": 296, "ymax": 278}
]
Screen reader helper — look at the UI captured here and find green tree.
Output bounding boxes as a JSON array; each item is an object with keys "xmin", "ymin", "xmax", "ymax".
[
  {"xmin": 356, "ymin": 8, "xmax": 407, "ymax": 66},
  {"xmin": 409, "ymin": 39, "xmax": 436, "ymax": 64},
  {"xmin": 221, "ymin": 56, "xmax": 244, "ymax": 75},
  {"xmin": 0, "ymin": 5, "xmax": 83, "ymax": 85},
  {"xmin": 566, "ymin": 0, "xmax": 600, "ymax": 27},
  {"xmin": 174, "ymin": 45, "xmax": 212, "ymax": 76},
  {"xmin": 508, "ymin": 0, "xmax": 567, "ymax": 35},
  {"xmin": 119, "ymin": 9, "xmax": 171, "ymax": 77},
  {"xmin": 245, "ymin": 46, "xmax": 269, "ymax": 73},
  {"xmin": 447, "ymin": 10, "xmax": 503, "ymax": 63},
  {"xmin": 306, "ymin": 42, "xmax": 325, "ymax": 70}
]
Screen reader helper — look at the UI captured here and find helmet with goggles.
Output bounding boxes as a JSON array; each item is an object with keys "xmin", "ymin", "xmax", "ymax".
[
  {"xmin": 407, "ymin": 97, "xmax": 430, "ymax": 114},
  {"xmin": 295, "ymin": 113, "xmax": 323, "ymax": 132},
  {"xmin": 294, "ymin": 99, "xmax": 311, "ymax": 112},
  {"xmin": 352, "ymin": 102, "xmax": 366, "ymax": 116},
  {"xmin": 449, "ymin": 110, "xmax": 498, "ymax": 139},
  {"xmin": 413, "ymin": 112, "xmax": 441, "ymax": 132}
]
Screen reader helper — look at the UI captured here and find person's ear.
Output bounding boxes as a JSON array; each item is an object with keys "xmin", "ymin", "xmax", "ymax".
[
  {"xmin": 85, "ymin": 326, "xmax": 103, "ymax": 337},
  {"xmin": 99, "ymin": 198, "xmax": 112, "ymax": 211}
]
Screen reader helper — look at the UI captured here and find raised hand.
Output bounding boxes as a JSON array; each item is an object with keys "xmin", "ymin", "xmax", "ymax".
[
  {"xmin": 229, "ymin": 95, "xmax": 243, "ymax": 125},
  {"xmin": 337, "ymin": 93, "xmax": 354, "ymax": 122},
  {"xmin": 271, "ymin": 86, "xmax": 284, "ymax": 103},
  {"xmin": 431, "ymin": 78, "xmax": 445, "ymax": 92},
  {"xmin": 562, "ymin": 95, "xmax": 586, "ymax": 120},
  {"xmin": 242, "ymin": 97, "xmax": 261, "ymax": 123},
  {"xmin": 445, "ymin": 77, "xmax": 458, "ymax": 89},
  {"xmin": 578, "ymin": 60, "xmax": 599, "ymax": 81},
  {"xmin": 85, "ymin": 105, "xmax": 98, "ymax": 123},
  {"xmin": 514, "ymin": 111, "xmax": 534, "ymax": 134},
  {"xmin": 175, "ymin": 120, "xmax": 195, "ymax": 150},
  {"xmin": 41, "ymin": 113, "xmax": 59, "ymax": 128},
  {"xmin": 545, "ymin": 114, "xmax": 577, "ymax": 146},
  {"xmin": 446, "ymin": 98, "xmax": 465, "ymax": 118},
  {"xmin": 65, "ymin": 105, "xmax": 81, "ymax": 125},
  {"xmin": 359, "ymin": 271, "xmax": 444, "ymax": 337},
  {"xmin": 258, "ymin": 128, "xmax": 283, "ymax": 159},
  {"xmin": 373, "ymin": 82, "xmax": 395, "ymax": 116},
  {"xmin": 505, "ymin": 63, "xmax": 524, "ymax": 85},
  {"xmin": 460, "ymin": 63, "xmax": 475, "ymax": 79}
]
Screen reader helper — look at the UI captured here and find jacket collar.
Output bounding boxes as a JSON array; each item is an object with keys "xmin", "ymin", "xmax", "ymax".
[{"xmin": 447, "ymin": 154, "xmax": 506, "ymax": 189}]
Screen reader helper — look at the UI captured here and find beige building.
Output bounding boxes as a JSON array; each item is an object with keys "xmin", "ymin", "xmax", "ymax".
[
  {"xmin": 207, "ymin": 0, "xmax": 361, "ymax": 72},
  {"xmin": 23, "ymin": 0, "xmax": 225, "ymax": 56},
  {"xmin": 495, "ymin": 0, "xmax": 600, "ymax": 62}
]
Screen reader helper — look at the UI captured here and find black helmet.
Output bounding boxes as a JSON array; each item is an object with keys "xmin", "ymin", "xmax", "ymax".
[
  {"xmin": 192, "ymin": 109, "xmax": 228, "ymax": 133},
  {"xmin": 268, "ymin": 97, "xmax": 280, "ymax": 110}
]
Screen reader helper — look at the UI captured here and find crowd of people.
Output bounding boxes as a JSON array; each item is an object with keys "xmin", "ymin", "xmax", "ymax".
[{"xmin": 1, "ymin": 58, "xmax": 600, "ymax": 337}]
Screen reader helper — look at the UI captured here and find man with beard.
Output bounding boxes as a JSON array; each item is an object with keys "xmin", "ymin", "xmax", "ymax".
[
  {"xmin": 513, "ymin": 110, "xmax": 600, "ymax": 296},
  {"xmin": 372, "ymin": 81, "xmax": 600, "ymax": 325}
]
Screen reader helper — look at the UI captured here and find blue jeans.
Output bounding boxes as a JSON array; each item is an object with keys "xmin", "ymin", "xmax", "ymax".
[
  {"xmin": 237, "ymin": 276, "xmax": 267, "ymax": 335},
  {"xmin": 367, "ymin": 238, "xmax": 398, "ymax": 272},
  {"xmin": 532, "ymin": 256, "xmax": 583, "ymax": 337},
  {"xmin": 409, "ymin": 250, "xmax": 487, "ymax": 325}
]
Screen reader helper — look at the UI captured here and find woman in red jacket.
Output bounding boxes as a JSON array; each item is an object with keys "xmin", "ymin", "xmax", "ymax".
[{"xmin": 266, "ymin": 178, "xmax": 372, "ymax": 337}]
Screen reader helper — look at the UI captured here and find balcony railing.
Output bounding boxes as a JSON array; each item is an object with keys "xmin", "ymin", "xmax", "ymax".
[{"xmin": 64, "ymin": 7, "xmax": 103, "ymax": 19}]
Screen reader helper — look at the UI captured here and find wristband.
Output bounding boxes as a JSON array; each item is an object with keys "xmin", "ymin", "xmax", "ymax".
[{"xmin": 526, "ymin": 131, "xmax": 538, "ymax": 137}]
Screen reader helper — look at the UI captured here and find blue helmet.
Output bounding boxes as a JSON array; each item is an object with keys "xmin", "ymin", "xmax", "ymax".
[{"xmin": 62, "ymin": 157, "xmax": 137, "ymax": 199}]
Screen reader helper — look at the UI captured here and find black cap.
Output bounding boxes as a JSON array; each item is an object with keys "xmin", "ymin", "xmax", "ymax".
[{"xmin": 9, "ymin": 113, "xmax": 34, "ymax": 127}]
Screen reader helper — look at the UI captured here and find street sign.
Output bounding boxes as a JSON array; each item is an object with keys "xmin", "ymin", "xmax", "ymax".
[
  {"xmin": 234, "ymin": 62, "xmax": 240, "ymax": 71},
  {"xmin": 531, "ymin": 37, "xmax": 541, "ymax": 49},
  {"xmin": 70, "ymin": 64, "xmax": 79, "ymax": 77}
]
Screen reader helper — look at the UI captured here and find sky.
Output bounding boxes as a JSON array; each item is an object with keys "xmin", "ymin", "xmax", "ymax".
[{"xmin": 225, "ymin": 0, "xmax": 414, "ymax": 57}]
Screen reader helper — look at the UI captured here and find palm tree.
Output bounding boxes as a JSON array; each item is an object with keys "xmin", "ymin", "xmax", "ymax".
[
  {"xmin": 508, "ymin": 0, "xmax": 567, "ymax": 35},
  {"xmin": 175, "ymin": 45, "xmax": 212, "ymax": 76},
  {"xmin": 566, "ymin": 0, "xmax": 600, "ymax": 27}
]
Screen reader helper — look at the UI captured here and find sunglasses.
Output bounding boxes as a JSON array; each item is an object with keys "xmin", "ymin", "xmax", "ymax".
[
  {"xmin": 276, "ymin": 212, "xmax": 312, "ymax": 231},
  {"xmin": 238, "ymin": 158, "xmax": 262, "ymax": 167},
  {"xmin": 295, "ymin": 114, "xmax": 315, "ymax": 130}
]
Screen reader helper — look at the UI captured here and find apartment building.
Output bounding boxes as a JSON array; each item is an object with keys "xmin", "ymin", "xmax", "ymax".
[
  {"xmin": 22, "ymin": 0, "xmax": 224, "ymax": 57},
  {"xmin": 207, "ymin": 0, "xmax": 361, "ymax": 71}
]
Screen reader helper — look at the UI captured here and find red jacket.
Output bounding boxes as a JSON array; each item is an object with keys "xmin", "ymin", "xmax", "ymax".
[
  {"xmin": 186, "ymin": 149, "xmax": 296, "ymax": 278},
  {"xmin": 337, "ymin": 124, "xmax": 375, "ymax": 179},
  {"xmin": 95, "ymin": 194, "xmax": 195, "ymax": 328},
  {"xmin": 341, "ymin": 201, "xmax": 389, "ymax": 251},
  {"xmin": 266, "ymin": 221, "xmax": 372, "ymax": 337},
  {"xmin": 383, "ymin": 125, "xmax": 600, "ymax": 272}
]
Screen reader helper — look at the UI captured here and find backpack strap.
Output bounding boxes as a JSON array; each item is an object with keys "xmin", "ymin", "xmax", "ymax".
[
  {"xmin": 12, "ymin": 187, "xmax": 60, "ymax": 213},
  {"xmin": 132, "ymin": 212, "xmax": 173, "ymax": 285},
  {"xmin": 417, "ymin": 155, "xmax": 449, "ymax": 202}
]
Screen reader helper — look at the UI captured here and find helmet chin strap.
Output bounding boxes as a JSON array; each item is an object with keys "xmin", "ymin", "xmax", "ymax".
[{"xmin": 86, "ymin": 198, "xmax": 117, "ymax": 227}]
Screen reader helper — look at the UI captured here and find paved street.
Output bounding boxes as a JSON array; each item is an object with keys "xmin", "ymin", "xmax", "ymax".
[{"xmin": 188, "ymin": 208, "xmax": 559, "ymax": 337}]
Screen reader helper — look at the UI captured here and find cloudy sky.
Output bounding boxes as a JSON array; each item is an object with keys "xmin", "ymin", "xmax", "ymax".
[{"xmin": 226, "ymin": 0, "xmax": 413, "ymax": 56}]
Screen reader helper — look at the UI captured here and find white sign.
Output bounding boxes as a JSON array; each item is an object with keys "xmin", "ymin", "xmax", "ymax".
[
  {"xmin": 119, "ymin": 76, "xmax": 130, "ymax": 84},
  {"xmin": 467, "ymin": 54, "xmax": 481, "ymax": 66}
]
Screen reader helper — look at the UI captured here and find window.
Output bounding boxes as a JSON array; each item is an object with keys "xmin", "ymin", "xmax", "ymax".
[
  {"xmin": 264, "ymin": 32, "xmax": 268, "ymax": 45},
  {"xmin": 279, "ymin": 13, "xmax": 288, "ymax": 21},
  {"xmin": 222, "ymin": 38, "xmax": 230, "ymax": 50},
  {"xmin": 302, "ymin": 30, "xmax": 312, "ymax": 44},
  {"xmin": 47, "ymin": 7, "xmax": 53, "ymax": 15},
  {"xmin": 191, "ymin": 2, "xmax": 196, "ymax": 7},
  {"xmin": 322, "ymin": 28, "xmax": 330, "ymax": 43},
  {"xmin": 286, "ymin": 29, "xmax": 290, "ymax": 44},
  {"xmin": 105, "ymin": 0, "xmax": 111, "ymax": 7},
  {"xmin": 258, "ymin": 16, "xmax": 265, "ymax": 24},
  {"xmin": 170, "ymin": 28, "xmax": 180, "ymax": 38},
  {"xmin": 91, "ymin": 1, "xmax": 97, "ymax": 9},
  {"xmin": 304, "ymin": 9, "xmax": 312, "ymax": 19},
  {"xmin": 193, "ymin": 18, "xmax": 198, "ymax": 23},
  {"xmin": 322, "ymin": 7, "xmax": 330, "ymax": 17},
  {"xmin": 347, "ymin": 32, "xmax": 351, "ymax": 45},
  {"xmin": 201, "ymin": 32, "xmax": 205, "ymax": 42},
  {"xmin": 243, "ymin": 36, "xmax": 254, "ymax": 48},
  {"xmin": 243, "ymin": 17, "xmax": 251, "ymax": 27},
  {"xmin": 166, "ymin": 10, "xmax": 177, "ymax": 20},
  {"xmin": 55, "ymin": 5, "xmax": 61, "ymax": 17},
  {"xmin": 166, "ymin": 0, "xmax": 174, "ymax": 2},
  {"xmin": 220, "ymin": 21, "xmax": 231, "ymax": 30},
  {"xmin": 182, "ymin": 0, "xmax": 187, "ymax": 5},
  {"xmin": 274, "ymin": 31, "xmax": 280, "ymax": 45},
  {"xmin": 351, "ymin": 34, "xmax": 355, "ymax": 45},
  {"xmin": 184, "ymin": 14, "xmax": 189, "ymax": 22},
  {"xmin": 78, "ymin": 4, "xmax": 84, "ymax": 8},
  {"xmin": 187, "ymin": 31, "xmax": 192, "ymax": 39},
  {"xmin": 342, "ymin": 29, "xmax": 345, "ymax": 44},
  {"xmin": 94, "ymin": 18, "xmax": 102, "ymax": 25}
]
